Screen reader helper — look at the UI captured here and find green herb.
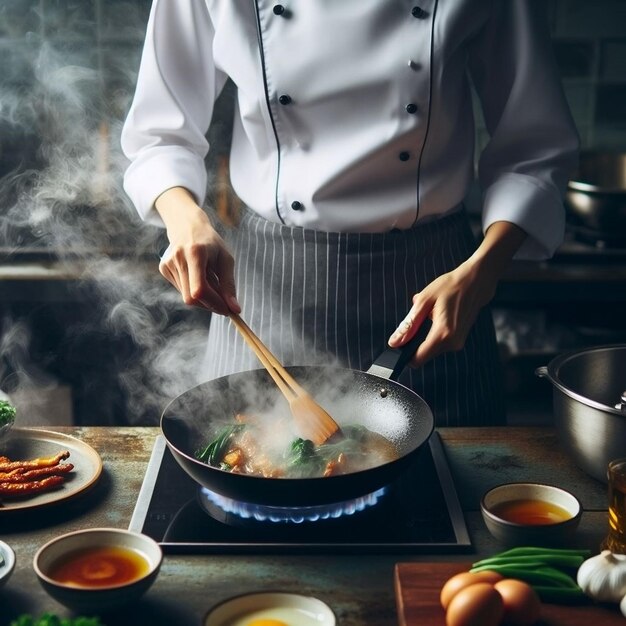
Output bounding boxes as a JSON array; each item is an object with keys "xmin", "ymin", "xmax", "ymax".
[
  {"xmin": 9, "ymin": 613, "xmax": 105, "ymax": 626},
  {"xmin": 0, "ymin": 399, "xmax": 16, "ymax": 427}
]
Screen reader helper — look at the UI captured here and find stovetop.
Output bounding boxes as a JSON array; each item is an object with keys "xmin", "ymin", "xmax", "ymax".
[{"xmin": 129, "ymin": 432, "xmax": 471, "ymax": 554}]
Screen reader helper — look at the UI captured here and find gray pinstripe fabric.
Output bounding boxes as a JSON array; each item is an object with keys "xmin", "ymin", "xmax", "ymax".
[{"xmin": 203, "ymin": 208, "xmax": 505, "ymax": 426}]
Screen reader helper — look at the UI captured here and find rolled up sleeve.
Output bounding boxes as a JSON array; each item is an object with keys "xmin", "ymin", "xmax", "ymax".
[
  {"xmin": 469, "ymin": 0, "xmax": 580, "ymax": 260},
  {"xmin": 121, "ymin": 0, "xmax": 226, "ymax": 226}
]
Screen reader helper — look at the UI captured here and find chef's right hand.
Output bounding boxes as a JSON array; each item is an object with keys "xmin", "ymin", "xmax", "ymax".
[{"xmin": 155, "ymin": 187, "xmax": 241, "ymax": 316}]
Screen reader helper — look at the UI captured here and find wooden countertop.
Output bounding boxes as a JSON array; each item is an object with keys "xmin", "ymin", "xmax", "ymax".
[{"xmin": 0, "ymin": 427, "xmax": 609, "ymax": 625}]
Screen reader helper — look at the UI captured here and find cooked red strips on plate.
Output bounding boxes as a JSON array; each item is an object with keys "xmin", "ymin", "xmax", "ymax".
[{"xmin": 0, "ymin": 450, "xmax": 73, "ymax": 497}]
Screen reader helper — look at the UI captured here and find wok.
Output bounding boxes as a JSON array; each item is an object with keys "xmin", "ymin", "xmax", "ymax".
[{"xmin": 161, "ymin": 329, "xmax": 434, "ymax": 507}]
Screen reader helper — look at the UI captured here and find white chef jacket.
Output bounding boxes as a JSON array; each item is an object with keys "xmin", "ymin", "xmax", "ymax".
[{"xmin": 121, "ymin": 0, "xmax": 579, "ymax": 260}]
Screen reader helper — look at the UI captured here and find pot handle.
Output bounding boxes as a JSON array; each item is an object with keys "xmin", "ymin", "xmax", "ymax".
[
  {"xmin": 367, "ymin": 319, "xmax": 432, "ymax": 381},
  {"xmin": 535, "ymin": 366, "xmax": 548, "ymax": 378}
]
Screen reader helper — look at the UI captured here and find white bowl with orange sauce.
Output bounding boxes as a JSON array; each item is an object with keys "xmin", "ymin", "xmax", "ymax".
[
  {"xmin": 33, "ymin": 527, "xmax": 163, "ymax": 613},
  {"xmin": 480, "ymin": 482, "xmax": 582, "ymax": 547}
]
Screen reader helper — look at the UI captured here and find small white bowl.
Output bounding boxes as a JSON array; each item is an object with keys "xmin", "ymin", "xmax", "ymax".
[
  {"xmin": 34, "ymin": 528, "xmax": 163, "ymax": 613},
  {"xmin": 481, "ymin": 482, "xmax": 582, "ymax": 547},
  {"xmin": 0, "ymin": 540, "xmax": 16, "ymax": 588},
  {"xmin": 204, "ymin": 592, "xmax": 336, "ymax": 626}
]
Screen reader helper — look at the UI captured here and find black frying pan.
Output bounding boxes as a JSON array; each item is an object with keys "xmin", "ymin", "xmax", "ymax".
[{"xmin": 161, "ymin": 328, "xmax": 434, "ymax": 507}]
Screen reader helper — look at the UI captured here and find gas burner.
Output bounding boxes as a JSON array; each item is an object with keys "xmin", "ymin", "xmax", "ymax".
[
  {"xmin": 198, "ymin": 486, "xmax": 387, "ymax": 524},
  {"xmin": 129, "ymin": 433, "xmax": 471, "ymax": 553}
]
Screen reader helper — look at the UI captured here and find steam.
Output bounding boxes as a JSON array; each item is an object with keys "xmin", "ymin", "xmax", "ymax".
[
  {"xmin": 0, "ymin": 3, "xmax": 353, "ymax": 430},
  {"xmin": 0, "ymin": 317, "xmax": 53, "ymax": 390},
  {"xmin": 0, "ymin": 6, "xmax": 213, "ymax": 425}
]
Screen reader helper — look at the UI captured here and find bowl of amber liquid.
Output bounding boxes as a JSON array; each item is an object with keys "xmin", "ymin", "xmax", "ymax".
[
  {"xmin": 480, "ymin": 483, "xmax": 582, "ymax": 546},
  {"xmin": 33, "ymin": 528, "xmax": 163, "ymax": 613}
]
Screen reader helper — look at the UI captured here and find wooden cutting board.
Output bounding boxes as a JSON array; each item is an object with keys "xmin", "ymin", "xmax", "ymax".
[{"xmin": 394, "ymin": 562, "xmax": 625, "ymax": 626}]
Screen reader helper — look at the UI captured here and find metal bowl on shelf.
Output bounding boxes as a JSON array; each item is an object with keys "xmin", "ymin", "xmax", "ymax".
[{"xmin": 565, "ymin": 151, "xmax": 626, "ymax": 246}]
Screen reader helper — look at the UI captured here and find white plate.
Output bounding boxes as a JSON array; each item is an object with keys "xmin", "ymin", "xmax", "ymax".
[
  {"xmin": 0, "ymin": 428, "xmax": 102, "ymax": 512},
  {"xmin": 0, "ymin": 540, "xmax": 16, "ymax": 587},
  {"xmin": 204, "ymin": 592, "xmax": 336, "ymax": 626}
]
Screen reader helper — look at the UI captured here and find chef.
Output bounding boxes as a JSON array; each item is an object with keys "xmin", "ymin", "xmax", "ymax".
[{"xmin": 121, "ymin": 1, "xmax": 579, "ymax": 426}]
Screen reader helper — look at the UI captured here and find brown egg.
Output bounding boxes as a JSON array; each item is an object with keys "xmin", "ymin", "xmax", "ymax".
[
  {"xmin": 440, "ymin": 570, "xmax": 504, "ymax": 609},
  {"xmin": 445, "ymin": 582, "xmax": 504, "ymax": 626},
  {"xmin": 494, "ymin": 579, "xmax": 541, "ymax": 626}
]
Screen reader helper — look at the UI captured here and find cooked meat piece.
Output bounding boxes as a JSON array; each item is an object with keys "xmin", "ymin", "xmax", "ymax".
[
  {"xmin": 0, "ymin": 450, "xmax": 70, "ymax": 472},
  {"xmin": 0, "ymin": 475, "xmax": 65, "ymax": 496}
]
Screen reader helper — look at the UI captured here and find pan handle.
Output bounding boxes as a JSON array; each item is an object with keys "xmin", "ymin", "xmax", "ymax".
[{"xmin": 367, "ymin": 319, "xmax": 432, "ymax": 381}]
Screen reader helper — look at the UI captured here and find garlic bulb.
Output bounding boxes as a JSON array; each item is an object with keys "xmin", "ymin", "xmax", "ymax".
[
  {"xmin": 621, "ymin": 593, "xmax": 626, "ymax": 618},
  {"xmin": 577, "ymin": 550, "xmax": 626, "ymax": 603}
]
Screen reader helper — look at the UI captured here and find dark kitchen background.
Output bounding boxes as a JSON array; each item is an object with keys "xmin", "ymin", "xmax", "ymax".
[{"xmin": 0, "ymin": 0, "xmax": 625, "ymax": 428}]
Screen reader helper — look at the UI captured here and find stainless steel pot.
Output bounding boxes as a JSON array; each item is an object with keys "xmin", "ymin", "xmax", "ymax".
[
  {"xmin": 565, "ymin": 151, "xmax": 626, "ymax": 245},
  {"xmin": 536, "ymin": 344, "xmax": 626, "ymax": 483}
]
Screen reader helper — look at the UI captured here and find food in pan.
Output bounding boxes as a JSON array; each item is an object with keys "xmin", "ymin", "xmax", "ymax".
[
  {"xmin": 0, "ymin": 450, "xmax": 74, "ymax": 498},
  {"xmin": 196, "ymin": 413, "xmax": 398, "ymax": 478}
]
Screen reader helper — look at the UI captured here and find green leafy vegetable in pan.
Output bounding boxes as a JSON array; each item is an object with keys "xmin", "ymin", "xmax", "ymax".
[
  {"xmin": 287, "ymin": 437, "xmax": 326, "ymax": 477},
  {"xmin": 196, "ymin": 419, "xmax": 397, "ymax": 478},
  {"xmin": 196, "ymin": 424, "xmax": 246, "ymax": 468}
]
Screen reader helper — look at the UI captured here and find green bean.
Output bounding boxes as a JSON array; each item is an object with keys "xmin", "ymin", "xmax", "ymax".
[
  {"xmin": 472, "ymin": 553, "xmax": 586, "ymax": 570},
  {"xmin": 469, "ymin": 564, "xmax": 579, "ymax": 588},
  {"xmin": 530, "ymin": 585, "xmax": 589, "ymax": 604},
  {"xmin": 469, "ymin": 546, "xmax": 592, "ymax": 604},
  {"xmin": 488, "ymin": 546, "xmax": 591, "ymax": 559}
]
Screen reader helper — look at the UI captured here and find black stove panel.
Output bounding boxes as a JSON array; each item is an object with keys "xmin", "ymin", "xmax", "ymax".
[{"xmin": 129, "ymin": 432, "xmax": 471, "ymax": 554}]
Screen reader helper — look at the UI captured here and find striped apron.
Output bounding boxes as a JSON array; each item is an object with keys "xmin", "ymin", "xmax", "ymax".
[{"xmin": 202, "ymin": 207, "xmax": 505, "ymax": 426}]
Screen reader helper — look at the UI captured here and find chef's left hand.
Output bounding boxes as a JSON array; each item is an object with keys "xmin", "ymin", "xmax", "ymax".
[{"xmin": 387, "ymin": 221, "xmax": 527, "ymax": 367}]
